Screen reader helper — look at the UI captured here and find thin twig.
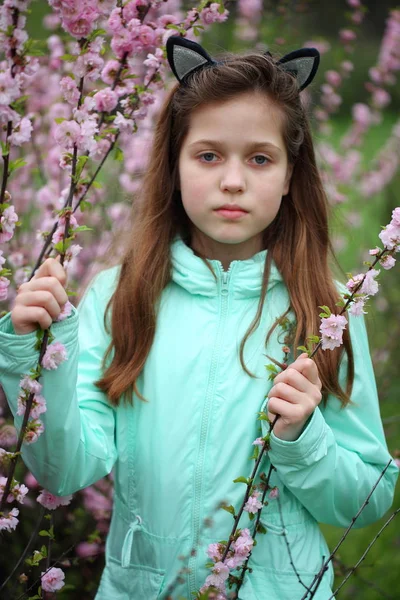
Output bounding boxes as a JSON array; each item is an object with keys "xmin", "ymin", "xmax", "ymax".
[{"xmin": 328, "ymin": 508, "xmax": 400, "ymax": 599}]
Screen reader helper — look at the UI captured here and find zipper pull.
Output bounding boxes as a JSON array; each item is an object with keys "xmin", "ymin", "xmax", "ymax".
[{"xmin": 221, "ymin": 271, "xmax": 229, "ymax": 295}]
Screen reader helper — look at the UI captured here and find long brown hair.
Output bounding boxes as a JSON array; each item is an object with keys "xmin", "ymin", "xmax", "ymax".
[{"xmin": 95, "ymin": 50, "xmax": 354, "ymax": 408}]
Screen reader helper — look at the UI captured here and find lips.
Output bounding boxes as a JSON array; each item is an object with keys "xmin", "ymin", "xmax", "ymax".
[{"xmin": 217, "ymin": 205, "xmax": 248, "ymax": 212}]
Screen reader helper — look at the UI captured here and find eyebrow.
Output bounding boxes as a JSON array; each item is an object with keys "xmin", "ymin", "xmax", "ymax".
[{"xmin": 188, "ymin": 139, "xmax": 283, "ymax": 154}]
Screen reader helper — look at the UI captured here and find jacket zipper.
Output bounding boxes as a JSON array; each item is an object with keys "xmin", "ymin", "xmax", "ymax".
[{"xmin": 188, "ymin": 265, "xmax": 232, "ymax": 594}]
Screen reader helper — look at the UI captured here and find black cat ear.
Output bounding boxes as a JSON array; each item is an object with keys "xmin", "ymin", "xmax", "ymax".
[
  {"xmin": 276, "ymin": 48, "xmax": 320, "ymax": 91},
  {"xmin": 166, "ymin": 35, "xmax": 216, "ymax": 85}
]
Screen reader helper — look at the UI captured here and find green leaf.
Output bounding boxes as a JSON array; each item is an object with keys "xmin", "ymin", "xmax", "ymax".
[
  {"xmin": 318, "ymin": 305, "xmax": 332, "ymax": 316},
  {"xmin": 0, "ymin": 140, "xmax": 9, "ymax": 155},
  {"xmin": 257, "ymin": 411, "xmax": 269, "ymax": 421},
  {"xmin": 60, "ymin": 54, "xmax": 78, "ymax": 61},
  {"xmin": 114, "ymin": 146, "xmax": 124, "ymax": 162},
  {"xmin": 297, "ymin": 345, "xmax": 308, "ymax": 353},
  {"xmin": 39, "ymin": 530, "xmax": 51, "ymax": 537},
  {"xmin": 307, "ymin": 335, "xmax": 320, "ymax": 343},
  {"xmin": 257, "ymin": 522, "xmax": 267, "ymax": 534},
  {"xmin": 221, "ymin": 504, "xmax": 236, "ymax": 516},
  {"xmin": 8, "ymin": 158, "xmax": 27, "ymax": 174},
  {"xmin": 249, "ymin": 446, "xmax": 259, "ymax": 460},
  {"xmin": 249, "ymin": 512, "xmax": 255, "ymax": 521},
  {"xmin": 74, "ymin": 225, "xmax": 93, "ymax": 232},
  {"xmin": 79, "ymin": 200, "xmax": 92, "ymax": 212},
  {"xmin": 54, "ymin": 117, "xmax": 66, "ymax": 124},
  {"xmin": 91, "ymin": 180, "xmax": 102, "ymax": 189},
  {"xmin": 265, "ymin": 363, "xmax": 279, "ymax": 374},
  {"xmin": 233, "ymin": 476, "xmax": 250, "ymax": 485}
]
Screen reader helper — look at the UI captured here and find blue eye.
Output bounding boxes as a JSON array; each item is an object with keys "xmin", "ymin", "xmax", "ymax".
[
  {"xmin": 253, "ymin": 155, "xmax": 269, "ymax": 165},
  {"xmin": 199, "ymin": 152, "xmax": 217, "ymax": 162}
]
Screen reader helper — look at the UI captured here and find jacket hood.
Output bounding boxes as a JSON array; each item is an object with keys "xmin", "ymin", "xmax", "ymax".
[{"xmin": 170, "ymin": 235, "xmax": 283, "ymax": 298}]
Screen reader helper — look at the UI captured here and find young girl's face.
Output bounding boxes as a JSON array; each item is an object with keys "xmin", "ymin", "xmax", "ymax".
[{"xmin": 178, "ymin": 91, "xmax": 293, "ymax": 265}]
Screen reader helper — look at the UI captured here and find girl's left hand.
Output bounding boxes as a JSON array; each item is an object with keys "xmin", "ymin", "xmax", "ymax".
[{"xmin": 267, "ymin": 353, "xmax": 323, "ymax": 442}]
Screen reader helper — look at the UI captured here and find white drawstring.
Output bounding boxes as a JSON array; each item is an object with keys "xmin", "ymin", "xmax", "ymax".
[{"xmin": 121, "ymin": 515, "xmax": 143, "ymax": 568}]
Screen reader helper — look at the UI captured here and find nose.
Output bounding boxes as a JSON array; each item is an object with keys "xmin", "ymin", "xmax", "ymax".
[{"xmin": 219, "ymin": 159, "xmax": 246, "ymax": 193}]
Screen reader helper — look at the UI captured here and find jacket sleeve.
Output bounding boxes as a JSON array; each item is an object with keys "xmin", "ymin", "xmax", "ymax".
[
  {"xmin": 0, "ymin": 270, "xmax": 118, "ymax": 496},
  {"xmin": 266, "ymin": 309, "xmax": 399, "ymax": 528}
]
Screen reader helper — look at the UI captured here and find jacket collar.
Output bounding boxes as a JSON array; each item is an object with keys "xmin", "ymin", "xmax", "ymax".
[{"xmin": 170, "ymin": 235, "xmax": 283, "ymax": 298}]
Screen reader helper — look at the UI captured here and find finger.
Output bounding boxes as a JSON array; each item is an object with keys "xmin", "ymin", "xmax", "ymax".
[
  {"xmin": 268, "ymin": 397, "xmax": 305, "ymax": 420},
  {"xmin": 15, "ymin": 290, "xmax": 63, "ymax": 321},
  {"xmin": 273, "ymin": 368, "xmax": 316, "ymax": 395},
  {"xmin": 268, "ymin": 381, "xmax": 303, "ymax": 405},
  {"xmin": 23, "ymin": 277, "xmax": 69, "ymax": 308},
  {"xmin": 33, "ymin": 257, "xmax": 68, "ymax": 287},
  {"xmin": 289, "ymin": 355, "xmax": 320, "ymax": 386},
  {"xmin": 12, "ymin": 305, "xmax": 53, "ymax": 331}
]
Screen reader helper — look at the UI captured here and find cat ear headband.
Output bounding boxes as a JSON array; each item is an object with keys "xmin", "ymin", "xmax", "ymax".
[{"xmin": 166, "ymin": 35, "xmax": 320, "ymax": 91}]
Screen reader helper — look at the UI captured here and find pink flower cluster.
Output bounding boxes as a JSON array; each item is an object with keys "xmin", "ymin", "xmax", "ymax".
[
  {"xmin": 41, "ymin": 567, "xmax": 65, "ymax": 593},
  {"xmin": 48, "ymin": 0, "xmax": 102, "ymax": 39},
  {"xmin": 16, "ymin": 376, "xmax": 47, "ymax": 445},
  {"xmin": 319, "ymin": 314, "xmax": 348, "ymax": 350},
  {"xmin": 378, "ymin": 207, "xmax": 400, "ymax": 254},
  {"xmin": 201, "ymin": 528, "xmax": 254, "ymax": 595},
  {"xmin": 0, "ymin": 476, "xmax": 28, "ymax": 505},
  {"xmin": 37, "ymin": 489, "xmax": 73, "ymax": 510}
]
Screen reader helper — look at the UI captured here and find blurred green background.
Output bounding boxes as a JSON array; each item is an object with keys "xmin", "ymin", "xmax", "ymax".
[{"xmin": 1, "ymin": 1, "xmax": 399, "ymax": 599}]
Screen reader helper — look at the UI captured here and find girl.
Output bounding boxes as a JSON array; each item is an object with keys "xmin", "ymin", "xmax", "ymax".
[{"xmin": 0, "ymin": 36, "xmax": 398, "ymax": 600}]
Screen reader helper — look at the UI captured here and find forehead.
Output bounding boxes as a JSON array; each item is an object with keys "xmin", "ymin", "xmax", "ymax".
[{"xmin": 185, "ymin": 91, "xmax": 286, "ymax": 146}]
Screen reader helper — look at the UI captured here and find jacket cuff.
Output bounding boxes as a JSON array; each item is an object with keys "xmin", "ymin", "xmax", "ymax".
[
  {"xmin": 0, "ymin": 308, "xmax": 79, "ymax": 360},
  {"xmin": 268, "ymin": 406, "xmax": 329, "ymax": 466}
]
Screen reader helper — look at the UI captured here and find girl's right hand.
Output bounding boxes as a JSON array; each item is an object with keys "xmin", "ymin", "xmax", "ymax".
[{"xmin": 11, "ymin": 256, "xmax": 69, "ymax": 335}]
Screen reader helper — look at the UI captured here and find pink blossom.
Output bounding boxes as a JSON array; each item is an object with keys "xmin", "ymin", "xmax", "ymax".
[
  {"xmin": 348, "ymin": 296, "xmax": 368, "ymax": 316},
  {"xmin": 24, "ymin": 419, "xmax": 45, "ymax": 444},
  {"xmin": 60, "ymin": 76, "xmax": 80, "ymax": 105},
  {"xmin": 63, "ymin": 8, "xmax": 99, "ymax": 38},
  {"xmin": 107, "ymin": 7, "xmax": 123, "ymax": 34},
  {"xmin": 319, "ymin": 314, "xmax": 348, "ymax": 351},
  {"xmin": 20, "ymin": 375, "xmax": 42, "ymax": 395},
  {"xmin": 372, "ymin": 88, "xmax": 391, "ymax": 109},
  {"xmin": 41, "ymin": 567, "xmax": 65, "ymax": 593},
  {"xmin": 341, "ymin": 60, "xmax": 354, "ymax": 73},
  {"xmin": 202, "ymin": 562, "xmax": 229, "ymax": 591},
  {"xmin": 75, "ymin": 51, "xmax": 104, "ymax": 81},
  {"xmin": 54, "ymin": 120, "xmax": 81, "ymax": 149},
  {"xmin": 1, "ymin": 205, "xmax": 18, "ymax": 234},
  {"xmin": 361, "ymin": 269, "xmax": 380, "ymax": 296},
  {"xmin": 37, "ymin": 489, "xmax": 73, "ymax": 510},
  {"xmin": 207, "ymin": 542, "xmax": 223, "ymax": 562},
  {"xmin": 352, "ymin": 103, "xmax": 371, "ymax": 126},
  {"xmin": 137, "ymin": 24, "xmax": 156, "ymax": 48},
  {"xmin": 0, "ymin": 507, "xmax": 19, "ymax": 532},
  {"xmin": 233, "ymin": 528, "xmax": 254, "ymax": 557},
  {"xmin": 200, "ymin": 3, "xmax": 229, "ymax": 25},
  {"xmin": 76, "ymin": 541, "xmax": 101, "ymax": 558},
  {"xmin": 0, "ymin": 250, "xmax": 5, "ymax": 268},
  {"xmin": 369, "ymin": 247, "xmax": 380, "ymax": 256},
  {"xmin": 380, "ymin": 255, "xmax": 396, "ymax": 270},
  {"xmin": 56, "ymin": 300, "xmax": 74, "ymax": 321},
  {"xmin": 340, "ymin": 29, "xmax": 357, "ymax": 43},
  {"xmin": 101, "ymin": 59, "xmax": 120, "ymax": 84},
  {"xmin": 9, "ymin": 117, "xmax": 32, "ymax": 146},
  {"xmin": 325, "ymin": 70, "xmax": 341, "ymax": 87},
  {"xmin": 391, "ymin": 207, "xmax": 400, "ymax": 226},
  {"xmin": 379, "ymin": 222, "xmax": 400, "ymax": 251},
  {"xmin": 94, "ymin": 88, "xmax": 118, "ymax": 113},
  {"xmin": 269, "ymin": 486, "xmax": 279, "ymax": 499},
  {"xmin": 0, "ymin": 71, "xmax": 20, "ymax": 105},
  {"xmin": 42, "ymin": 341, "xmax": 68, "ymax": 370},
  {"xmin": 114, "ymin": 111, "xmax": 134, "ymax": 134},
  {"xmin": 17, "ymin": 393, "xmax": 47, "ymax": 420},
  {"xmin": 244, "ymin": 490, "xmax": 263, "ymax": 514},
  {"xmin": 0, "ymin": 277, "xmax": 10, "ymax": 301},
  {"xmin": 347, "ymin": 0, "xmax": 361, "ymax": 7},
  {"xmin": 252, "ymin": 437, "xmax": 263, "ymax": 446},
  {"xmin": 0, "ymin": 477, "xmax": 28, "ymax": 504}
]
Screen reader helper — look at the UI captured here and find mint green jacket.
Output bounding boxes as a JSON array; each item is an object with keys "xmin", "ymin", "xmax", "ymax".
[{"xmin": 0, "ymin": 236, "xmax": 398, "ymax": 599}]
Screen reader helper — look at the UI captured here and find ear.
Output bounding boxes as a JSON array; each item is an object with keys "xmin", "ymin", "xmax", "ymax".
[
  {"xmin": 276, "ymin": 48, "xmax": 320, "ymax": 91},
  {"xmin": 166, "ymin": 35, "xmax": 216, "ymax": 85}
]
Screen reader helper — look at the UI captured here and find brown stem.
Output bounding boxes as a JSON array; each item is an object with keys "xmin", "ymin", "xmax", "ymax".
[
  {"xmin": 327, "ymin": 508, "xmax": 400, "ymax": 600},
  {"xmin": 299, "ymin": 459, "xmax": 394, "ymax": 600},
  {"xmin": 0, "ymin": 505, "xmax": 46, "ymax": 591}
]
